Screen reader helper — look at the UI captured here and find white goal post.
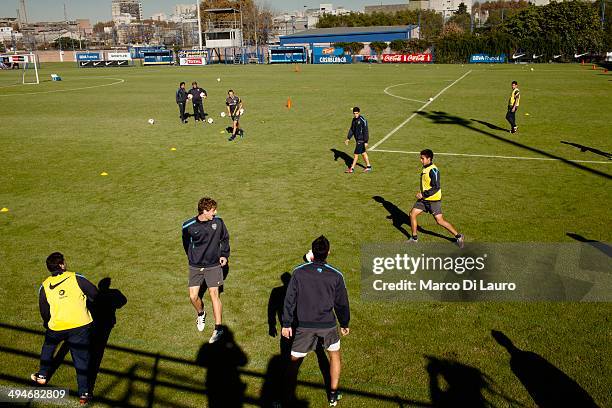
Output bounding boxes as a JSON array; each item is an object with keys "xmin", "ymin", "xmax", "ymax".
[{"xmin": 21, "ymin": 53, "xmax": 39, "ymax": 85}]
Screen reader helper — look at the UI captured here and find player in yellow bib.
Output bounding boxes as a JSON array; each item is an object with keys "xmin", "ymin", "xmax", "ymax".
[
  {"xmin": 506, "ymin": 80, "xmax": 520, "ymax": 134},
  {"xmin": 31, "ymin": 252, "xmax": 98, "ymax": 405},
  {"xmin": 409, "ymin": 149, "xmax": 465, "ymax": 248}
]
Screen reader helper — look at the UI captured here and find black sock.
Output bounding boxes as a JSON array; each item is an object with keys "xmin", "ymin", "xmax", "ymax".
[
  {"xmin": 215, "ymin": 324, "xmax": 223, "ymax": 331},
  {"xmin": 412, "ymin": 235, "xmax": 418, "ymax": 240},
  {"xmin": 198, "ymin": 311, "xmax": 205, "ymax": 317}
]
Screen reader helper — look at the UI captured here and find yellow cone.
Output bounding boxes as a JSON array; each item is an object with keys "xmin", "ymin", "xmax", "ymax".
[
  {"xmin": 0, "ymin": 207, "xmax": 9, "ymax": 212},
  {"xmin": 525, "ymin": 113, "xmax": 530, "ymax": 116},
  {"xmin": 170, "ymin": 147, "xmax": 177, "ymax": 151},
  {"xmin": 100, "ymin": 172, "xmax": 108, "ymax": 176}
]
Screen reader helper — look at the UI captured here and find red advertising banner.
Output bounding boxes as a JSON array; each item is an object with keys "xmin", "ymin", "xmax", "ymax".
[{"xmin": 382, "ymin": 53, "xmax": 432, "ymax": 63}]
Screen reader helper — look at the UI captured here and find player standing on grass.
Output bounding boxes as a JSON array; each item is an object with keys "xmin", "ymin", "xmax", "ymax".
[
  {"xmin": 188, "ymin": 81, "xmax": 207, "ymax": 124},
  {"xmin": 182, "ymin": 197, "xmax": 230, "ymax": 344},
  {"xmin": 31, "ymin": 252, "xmax": 98, "ymax": 405},
  {"xmin": 226, "ymin": 90, "xmax": 244, "ymax": 141},
  {"xmin": 506, "ymin": 81, "xmax": 520, "ymax": 134},
  {"xmin": 176, "ymin": 82, "xmax": 188, "ymax": 124},
  {"xmin": 409, "ymin": 149, "xmax": 465, "ymax": 248},
  {"xmin": 344, "ymin": 107, "xmax": 372, "ymax": 173},
  {"xmin": 282, "ymin": 236, "xmax": 350, "ymax": 407}
]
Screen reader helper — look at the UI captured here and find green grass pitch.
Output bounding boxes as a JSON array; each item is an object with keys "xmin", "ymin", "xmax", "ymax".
[{"xmin": 0, "ymin": 61, "xmax": 611, "ymax": 407}]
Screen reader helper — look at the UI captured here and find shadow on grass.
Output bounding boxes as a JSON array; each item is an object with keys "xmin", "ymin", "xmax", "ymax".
[
  {"xmin": 331, "ymin": 148, "xmax": 366, "ymax": 169},
  {"xmin": 560, "ymin": 141, "xmax": 612, "ymax": 160},
  {"xmin": 566, "ymin": 233, "xmax": 612, "ymax": 259},
  {"xmin": 426, "ymin": 355, "xmax": 525, "ymax": 408},
  {"xmin": 416, "ymin": 111, "xmax": 611, "ymax": 180},
  {"xmin": 0, "ymin": 322, "xmax": 430, "ymax": 407},
  {"xmin": 491, "ymin": 330, "xmax": 600, "ymax": 408},
  {"xmin": 372, "ymin": 195, "xmax": 455, "ymax": 242}
]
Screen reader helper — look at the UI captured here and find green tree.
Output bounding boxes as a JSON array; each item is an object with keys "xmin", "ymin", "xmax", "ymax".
[{"xmin": 369, "ymin": 41, "xmax": 388, "ymax": 62}]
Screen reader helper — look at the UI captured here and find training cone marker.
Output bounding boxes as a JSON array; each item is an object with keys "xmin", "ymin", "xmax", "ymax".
[
  {"xmin": 100, "ymin": 172, "xmax": 108, "ymax": 176},
  {"xmin": 170, "ymin": 147, "xmax": 177, "ymax": 151},
  {"xmin": 0, "ymin": 207, "xmax": 9, "ymax": 212},
  {"xmin": 286, "ymin": 97, "xmax": 292, "ymax": 109},
  {"xmin": 525, "ymin": 113, "xmax": 530, "ymax": 116}
]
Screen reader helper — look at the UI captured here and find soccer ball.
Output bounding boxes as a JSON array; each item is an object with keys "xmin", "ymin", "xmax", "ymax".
[
  {"xmin": 239, "ymin": 108, "xmax": 245, "ymax": 115},
  {"xmin": 530, "ymin": 68, "xmax": 534, "ymax": 71},
  {"xmin": 148, "ymin": 118, "xmax": 155, "ymax": 125},
  {"xmin": 207, "ymin": 118, "xmax": 214, "ymax": 124},
  {"xmin": 217, "ymin": 78, "xmax": 221, "ymax": 82},
  {"xmin": 305, "ymin": 250, "xmax": 314, "ymax": 262},
  {"xmin": 200, "ymin": 92, "xmax": 205, "ymax": 98},
  {"xmin": 428, "ymin": 98, "xmax": 433, "ymax": 102},
  {"xmin": 188, "ymin": 94, "xmax": 193, "ymax": 99},
  {"xmin": 220, "ymin": 112, "xmax": 226, "ymax": 117}
]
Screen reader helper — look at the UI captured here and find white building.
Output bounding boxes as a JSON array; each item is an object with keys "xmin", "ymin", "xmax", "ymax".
[
  {"xmin": 175, "ymin": 4, "xmax": 197, "ymax": 17},
  {"xmin": 111, "ymin": 0, "xmax": 143, "ymax": 23},
  {"xmin": 150, "ymin": 13, "xmax": 167, "ymax": 22}
]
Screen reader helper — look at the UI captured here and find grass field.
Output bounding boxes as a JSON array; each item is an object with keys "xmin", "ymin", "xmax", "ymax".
[{"xmin": 0, "ymin": 61, "xmax": 611, "ymax": 407}]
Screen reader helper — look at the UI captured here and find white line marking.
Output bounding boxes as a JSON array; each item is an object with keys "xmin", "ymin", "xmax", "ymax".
[
  {"xmin": 370, "ymin": 70, "xmax": 472, "ymax": 151},
  {"xmin": 383, "ymin": 83, "xmax": 426, "ymax": 103},
  {"xmin": 0, "ymin": 77, "xmax": 125, "ymax": 97},
  {"xmin": 373, "ymin": 149, "xmax": 612, "ymax": 164}
]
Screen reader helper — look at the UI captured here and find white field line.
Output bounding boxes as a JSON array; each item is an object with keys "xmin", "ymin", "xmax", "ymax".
[
  {"xmin": 383, "ymin": 83, "xmax": 426, "ymax": 103},
  {"xmin": 0, "ymin": 77, "xmax": 125, "ymax": 97},
  {"xmin": 370, "ymin": 70, "xmax": 472, "ymax": 151},
  {"xmin": 373, "ymin": 149, "xmax": 612, "ymax": 164}
]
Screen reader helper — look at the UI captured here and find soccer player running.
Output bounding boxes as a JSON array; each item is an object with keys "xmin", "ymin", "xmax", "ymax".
[
  {"xmin": 409, "ymin": 149, "xmax": 465, "ymax": 248},
  {"xmin": 182, "ymin": 197, "xmax": 230, "ymax": 343},
  {"xmin": 176, "ymin": 81, "xmax": 188, "ymax": 124},
  {"xmin": 31, "ymin": 252, "xmax": 98, "ymax": 405},
  {"xmin": 344, "ymin": 107, "xmax": 372, "ymax": 173},
  {"xmin": 188, "ymin": 81, "xmax": 207, "ymax": 124},
  {"xmin": 282, "ymin": 236, "xmax": 350, "ymax": 407},
  {"xmin": 506, "ymin": 80, "xmax": 520, "ymax": 134},
  {"xmin": 226, "ymin": 89, "xmax": 244, "ymax": 141}
]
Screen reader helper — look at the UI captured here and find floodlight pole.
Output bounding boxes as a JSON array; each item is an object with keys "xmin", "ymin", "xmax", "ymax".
[{"xmin": 196, "ymin": 0, "xmax": 203, "ymax": 49}]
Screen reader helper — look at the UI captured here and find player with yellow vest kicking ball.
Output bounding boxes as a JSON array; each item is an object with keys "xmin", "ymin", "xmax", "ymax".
[
  {"xmin": 409, "ymin": 149, "xmax": 465, "ymax": 248},
  {"xmin": 31, "ymin": 252, "xmax": 98, "ymax": 405}
]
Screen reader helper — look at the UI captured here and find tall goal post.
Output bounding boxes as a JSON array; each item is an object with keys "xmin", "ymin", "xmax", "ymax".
[{"xmin": 21, "ymin": 53, "xmax": 39, "ymax": 85}]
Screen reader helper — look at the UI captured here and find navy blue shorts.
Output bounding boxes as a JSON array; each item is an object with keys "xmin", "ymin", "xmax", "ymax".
[{"xmin": 354, "ymin": 142, "xmax": 366, "ymax": 154}]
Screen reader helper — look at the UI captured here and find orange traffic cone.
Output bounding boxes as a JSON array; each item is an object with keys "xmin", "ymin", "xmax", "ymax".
[
  {"xmin": 286, "ymin": 97, "xmax": 292, "ymax": 109},
  {"xmin": 294, "ymin": 64, "xmax": 301, "ymax": 73}
]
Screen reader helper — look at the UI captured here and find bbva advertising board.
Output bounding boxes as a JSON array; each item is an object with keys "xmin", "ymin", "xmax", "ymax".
[
  {"xmin": 76, "ymin": 52, "xmax": 102, "ymax": 61},
  {"xmin": 469, "ymin": 54, "xmax": 507, "ymax": 63},
  {"xmin": 313, "ymin": 47, "xmax": 351, "ymax": 64}
]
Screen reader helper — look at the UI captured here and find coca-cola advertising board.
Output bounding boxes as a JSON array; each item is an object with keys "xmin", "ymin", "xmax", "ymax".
[{"xmin": 382, "ymin": 53, "xmax": 433, "ymax": 63}]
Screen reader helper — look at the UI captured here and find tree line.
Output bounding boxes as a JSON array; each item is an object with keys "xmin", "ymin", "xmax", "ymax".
[{"xmin": 318, "ymin": 1, "xmax": 611, "ymax": 63}]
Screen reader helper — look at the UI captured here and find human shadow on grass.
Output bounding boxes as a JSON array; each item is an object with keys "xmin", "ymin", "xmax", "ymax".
[
  {"xmin": 196, "ymin": 325, "xmax": 248, "ymax": 408},
  {"xmin": 0, "ymin": 322, "xmax": 429, "ymax": 407},
  {"xmin": 372, "ymin": 196, "xmax": 454, "ymax": 242},
  {"xmin": 566, "ymin": 233, "xmax": 612, "ymax": 259},
  {"xmin": 560, "ymin": 141, "xmax": 612, "ymax": 160},
  {"xmin": 426, "ymin": 355, "xmax": 524, "ymax": 408},
  {"xmin": 416, "ymin": 111, "xmax": 611, "ymax": 180},
  {"xmin": 89, "ymin": 277, "xmax": 128, "ymax": 393},
  {"xmin": 331, "ymin": 148, "xmax": 365, "ymax": 169},
  {"xmin": 491, "ymin": 330, "xmax": 600, "ymax": 408},
  {"xmin": 470, "ymin": 119, "xmax": 507, "ymax": 132},
  {"xmin": 264, "ymin": 273, "xmax": 330, "ymax": 406}
]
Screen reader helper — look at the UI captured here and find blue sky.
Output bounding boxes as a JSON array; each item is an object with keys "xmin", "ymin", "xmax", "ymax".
[{"xmin": 0, "ymin": 0, "xmax": 381, "ymax": 23}]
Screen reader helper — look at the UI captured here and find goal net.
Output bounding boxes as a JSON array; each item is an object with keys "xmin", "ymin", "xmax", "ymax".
[{"xmin": 1, "ymin": 53, "xmax": 40, "ymax": 84}]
